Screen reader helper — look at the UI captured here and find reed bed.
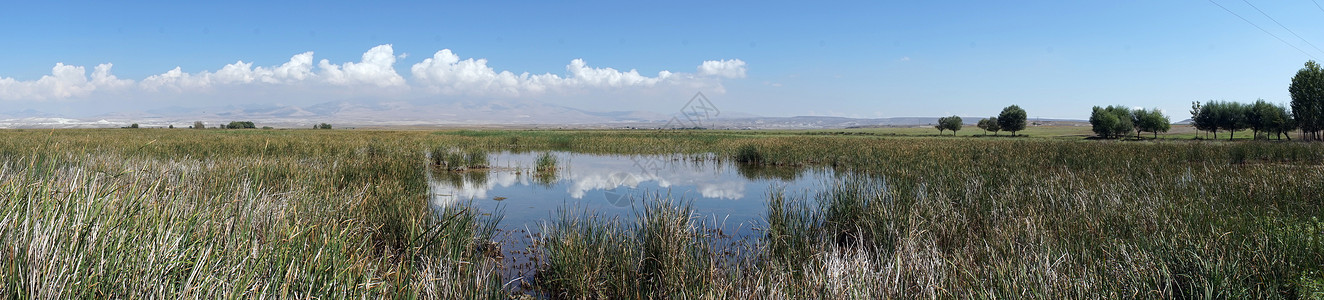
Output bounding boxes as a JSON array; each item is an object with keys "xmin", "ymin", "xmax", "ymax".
[
  {"xmin": 0, "ymin": 130, "xmax": 503, "ymax": 298},
  {"xmin": 0, "ymin": 128, "xmax": 1319, "ymax": 298},
  {"xmin": 532, "ymin": 195, "xmax": 731, "ymax": 299}
]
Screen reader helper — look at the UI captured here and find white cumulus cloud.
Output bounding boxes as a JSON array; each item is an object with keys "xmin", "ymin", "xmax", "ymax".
[
  {"xmin": 140, "ymin": 66, "xmax": 211, "ymax": 92},
  {"xmin": 0, "ymin": 44, "xmax": 745, "ymax": 102},
  {"xmin": 410, "ymin": 49, "xmax": 558, "ymax": 96},
  {"xmin": 91, "ymin": 64, "xmax": 135, "ymax": 90},
  {"xmin": 0, "ymin": 63, "xmax": 132, "ymax": 100},
  {"xmin": 141, "ymin": 45, "xmax": 407, "ymax": 92},
  {"xmin": 317, "ymin": 44, "xmax": 406, "ymax": 87},
  {"xmin": 697, "ymin": 59, "xmax": 747, "ymax": 78},
  {"xmin": 410, "ymin": 49, "xmax": 689, "ymax": 96},
  {"xmin": 139, "ymin": 52, "xmax": 317, "ymax": 92}
]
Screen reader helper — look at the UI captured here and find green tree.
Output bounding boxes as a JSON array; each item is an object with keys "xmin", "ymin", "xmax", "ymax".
[
  {"xmin": 317, "ymin": 123, "xmax": 332, "ymax": 129},
  {"xmin": 941, "ymin": 116, "xmax": 962, "ymax": 136},
  {"xmin": 1089, "ymin": 105, "xmax": 1133, "ymax": 139},
  {"xmin": 997, "ymin": 105, "xmax": 1027, "ymax": 136},
  {"xmin": 1271, "ymin": 103, "xmax": 1296, "ymax": 140},
  {"xmin": 1089, "ymin": 107, "xmax": 1121, "ymax": 138},
  {"xmin": 192, "ymin": 121, "xmax": 205, "ymax": 129},
  {"xmin": 1208, "ymin": 101, "xmax": 1248, "ymax": 140},
  {"xmin": 1251, "ymin": 102, "xmax": 1296, "ymax": 140},
  {"xmin": 984, "ymin": 116, "xmax": 1000, "ymax": 135},
  {"xmin": 977, "ymin": 117, "xmax": 1000, "ymax": 135},
  {"xmin": 1133, "ymin": 108, "xmax": 1170, "ymax": 139},
  {"xmin": 1290, "ymin": 60, "xmax": 1324, "ymax": 140},
  {"xmin": 1129, "ymin": 109, "xmax": 1144, "ymax": 138},
  {"xmin": 1246, "ymin": 99, "xmax": 1275, "ymax": 139},
  {"xmin": 1195, "ymin": 102, "xmax": 1219, "ymax": 139},
  {"xmin": 1191, "ymin": 101, "xmax": 1212, "ymax": 138},
  {"xmin": 226, "ymin": 121, "xmax": 256, "ymax": 129}
]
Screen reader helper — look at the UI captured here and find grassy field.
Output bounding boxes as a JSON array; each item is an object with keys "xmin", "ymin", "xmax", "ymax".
[
  {"xmin": 0, "ymin": 128, "xmax": 1321, "ymax": 298},
  {"xmin": 797, "ymin": 123, "xmax": 1273, "ymax": 140}
]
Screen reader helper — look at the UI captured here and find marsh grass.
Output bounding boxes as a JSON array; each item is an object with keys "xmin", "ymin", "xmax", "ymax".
[
  {"xmin": 430, "ymin": 147, "xmax": 490, "ymax": 171},
  {"xmin": 733, "ymin": 144, "xmax": 763, "ymax": 164},
  {"xmin": 532, "ymin": 152, "xmax": 560, "ymax": 186},
  {"xmin": 535, "ymin": 152, "xmax": 558, "ymax": 172},
  {"xmin": 0, "ymin": 130, "xmax": 506, "ymax": 298},
  {"xmin": 1, "ymin": 129, "xmax": 1321, "ymax": 298},
  {"xmin": 534, "ymin": 195, "xmax": 725, "ymax": 299},
  {"xmin": 534, "ymin": 208, "xmax": 636, "ymax": 298},
  {"xmin": 514, "ymin": 132, "xmax": 1324, "ymax": 298}
]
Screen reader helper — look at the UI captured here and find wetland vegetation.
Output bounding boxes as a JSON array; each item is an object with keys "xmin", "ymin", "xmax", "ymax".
[{"xmin": 0, "ymin": 128, "xmax": 1321, "ymax": 298}]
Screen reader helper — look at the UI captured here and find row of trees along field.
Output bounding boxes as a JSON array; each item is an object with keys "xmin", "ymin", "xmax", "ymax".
[
  {"xmin": 1189, "ymin": 100, "xmax": 1293, "ymax": 140},
  {"xmin": 935, "ymin": 105, "xmax": 1029, "ymax": 136},
  {"xmin": 1089, "ymin": 106, "xmax": 1171, "ymax": 139},
  {"xmin": 1186, "ymin": 60, "xmax": 1324, "ymax": 141},
  {"xmin": 1092, "ymin": 60, "xmax": 1324, "ymax": 141},
  {"xmin": 181, "ymin": 121, "xmax": 333, "ymax": 129},
  {"xmin": 934, "ymin": 116, "xmax": 962, "ymax": 135}
]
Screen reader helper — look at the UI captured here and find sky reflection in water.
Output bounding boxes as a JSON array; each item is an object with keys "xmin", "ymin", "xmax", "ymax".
[{"xmin": 428, "ymin": 151, "xmax": 833, "ymax": 234}]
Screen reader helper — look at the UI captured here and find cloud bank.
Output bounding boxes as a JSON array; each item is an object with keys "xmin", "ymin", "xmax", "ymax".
[
  {"xmin": 0, "ymin": 44, "xmax": 745, "ymax": 102},
  {"xmin": 0, "ymin": 63, "xmax": 133, "ymax": 100}
]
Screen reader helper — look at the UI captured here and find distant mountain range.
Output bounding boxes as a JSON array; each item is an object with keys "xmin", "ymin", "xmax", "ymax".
[{"xmin": 0, "ymin": 101, "xmax": 1086, "ymax": 129}]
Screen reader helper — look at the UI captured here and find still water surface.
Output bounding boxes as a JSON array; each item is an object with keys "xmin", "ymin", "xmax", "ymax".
[{"xmin": 428, "ymin": 151, "xmax": 834, "ymax": 235}]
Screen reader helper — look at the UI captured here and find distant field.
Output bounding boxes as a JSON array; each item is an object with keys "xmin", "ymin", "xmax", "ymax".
[
  {"xmin": 1, "ymin": 128, "xmax": 1320, "ymax": 298},
  {"xmin": 775, "ymin": 123, "xmax": 1287, "ymax": 141}
]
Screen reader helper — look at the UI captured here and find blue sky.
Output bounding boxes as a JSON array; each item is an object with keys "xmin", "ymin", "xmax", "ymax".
[{"xmin": 2, "ymin": 0, "xmax": 1323, "ymax": 119}]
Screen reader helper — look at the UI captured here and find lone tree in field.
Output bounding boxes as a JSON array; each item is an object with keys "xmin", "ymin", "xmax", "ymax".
[
  {"xmin": 1132, "ymin": 108, "xmax": 1171, "ymax": 138},
  {"xmin": 1290, "ymin": 60, "xmax": 1324, "ymax": 140},
  {"xmin": 192, "ymin": 121, "xmax": 206, "ymax": 129},
  {"xmin": 935, "ymin": 116, "xmax": 962, "ymax": 136},
  {"xmin": 1089, "ymin": 105, "xmax": 1133, "ymax": 139},
  {"xmin": 997, "ymin": 105, "xmax": 1027, "ymax": 136}
]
